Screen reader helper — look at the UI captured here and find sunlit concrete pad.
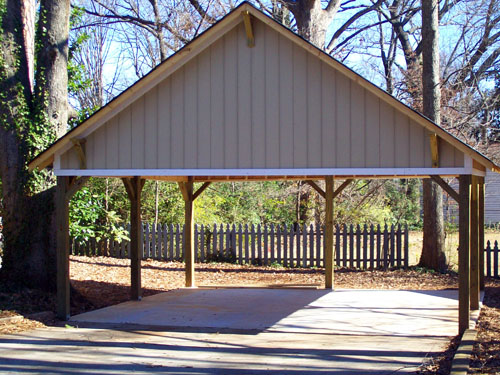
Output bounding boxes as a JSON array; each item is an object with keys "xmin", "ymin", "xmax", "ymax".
[
  {"xmin": 0, "ymin": 289, "xmax": 460, "ymax": 374},
  {"xmin": 70, "ymin": 288, "xmax": 459, "ymax": 337}
]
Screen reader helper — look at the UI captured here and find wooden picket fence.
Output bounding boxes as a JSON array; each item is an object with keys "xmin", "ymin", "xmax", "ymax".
[
  {"xmin": 485, "ymin": 240, "xmax": 500, "ymax": 278},
  {"xmin": 71, "ymin": 223, "xmax": 409, "ymax": 270}
]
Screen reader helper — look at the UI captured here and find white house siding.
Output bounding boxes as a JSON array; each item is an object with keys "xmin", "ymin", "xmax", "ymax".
[{"xmin": 442, "ymin": 169, "xmax": 500, "ymax": 224}]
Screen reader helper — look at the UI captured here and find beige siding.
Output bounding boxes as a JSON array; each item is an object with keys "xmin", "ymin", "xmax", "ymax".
[{"xmin": 60, "ymin": 19, "xmax": 465, "ymax": 171}]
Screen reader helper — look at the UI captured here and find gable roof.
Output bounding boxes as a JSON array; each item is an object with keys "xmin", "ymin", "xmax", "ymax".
[{"xmin": 28, "ymin": 1, "xmax": 499, "ymax": 174}]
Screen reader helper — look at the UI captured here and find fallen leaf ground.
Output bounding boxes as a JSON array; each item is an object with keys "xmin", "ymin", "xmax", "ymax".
[{"xmin": 0, "ymin": 255, "xmax": 499, "ymax": 373}]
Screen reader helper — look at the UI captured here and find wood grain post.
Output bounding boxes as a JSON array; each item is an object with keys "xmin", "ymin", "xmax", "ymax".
[
  {"xmin": 56, "ymin": 176, "xmax": 71, "ymax": 320},
  {"xmin": 470, "ymin": 176, "xmax": 480, "ymax": 310},
  {"xmin": 325, "ymin": 176, "xmax": 334, "ymax": 289},
  {"xmin": 459, "ymin": 174, "xmax": 471, "ymax": 334},
  {"xmin": 123, "ymin": 177, "xmax": 144, "ymax": 301},
  {"xmin": 479, "ymin": 176, "xmax": 485, "ymax": 291},
  {"xmin": 179, "ymin": 178, "xmax": 195, "ymax": 287},
  {"xmin": 56, "ymin": 176, "xmax": 89, "ymax": 320}
]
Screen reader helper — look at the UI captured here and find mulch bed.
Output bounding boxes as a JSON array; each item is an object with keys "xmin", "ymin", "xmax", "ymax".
[
  {"xmin": 0, "ymin": 255, "xmax": 498, "ymax": 373},
  {"xmin": 470, "ymin": 280, "xmax": 500, "ymax": 374}
]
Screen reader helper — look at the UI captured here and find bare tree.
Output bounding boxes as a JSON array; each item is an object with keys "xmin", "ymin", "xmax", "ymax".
[{"xmin": 420, "ymin": 0, "xmax": 446, "ymax": 271}]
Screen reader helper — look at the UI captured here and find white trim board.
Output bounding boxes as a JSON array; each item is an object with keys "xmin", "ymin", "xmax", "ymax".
[{"xmin": 54, "ymin": 167, "xmax": 476, "ymax": 177}]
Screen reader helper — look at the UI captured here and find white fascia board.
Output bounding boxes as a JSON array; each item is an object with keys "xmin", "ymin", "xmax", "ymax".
[{"xmin": 55, "ymin": 167, "xmax": 469, "ymax": 177}]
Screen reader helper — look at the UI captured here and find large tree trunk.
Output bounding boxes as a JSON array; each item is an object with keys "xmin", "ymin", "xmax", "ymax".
[
  {"xmin": 35, "ymin": 0, "xmax": 71, "ymax": 138},
  {"xmin": 0, "ymin": 0, "xmax": 70, "ymax": 290},
  {"xmin": 286, "ymin": 0, "xmax": 341, "ymax": 49},
  {"xmin": 419, "ymin": 0, "xmax": 447, "ymax": 271}
]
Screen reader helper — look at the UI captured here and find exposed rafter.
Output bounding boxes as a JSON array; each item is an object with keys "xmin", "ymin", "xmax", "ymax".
[
  {"xmin": 71, "ymin": 138, "xmax": 87, "ymax": 169},
  {"xmin": 242, "ymin": 11, "xmax": 254, "ymax": 47},
  {"xmin": 430, "ymin": 134, "xmax": 439, "ymax": 168}
]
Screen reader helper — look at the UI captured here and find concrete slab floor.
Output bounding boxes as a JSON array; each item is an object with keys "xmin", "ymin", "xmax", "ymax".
[{"xmin": 0, "ymin": 289, "xmax": 459, "ymax": 374}]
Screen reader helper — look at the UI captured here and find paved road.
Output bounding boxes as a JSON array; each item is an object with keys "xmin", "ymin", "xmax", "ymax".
[{"xmin": 0, "ymin": 289, "xmax": 458, "ymax": 374}]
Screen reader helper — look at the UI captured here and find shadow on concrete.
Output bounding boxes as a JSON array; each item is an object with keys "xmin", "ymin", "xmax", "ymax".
[
  {"xmin": 70, "ymin": 288, "xmax": 332, "ymax": 334},
  {"xmin": 0, "ymin": 329, "xmax": 442, "ymax": 374}
]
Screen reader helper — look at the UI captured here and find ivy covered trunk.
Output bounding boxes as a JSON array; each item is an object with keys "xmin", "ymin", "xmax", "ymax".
[{"xmin": 0, "ymin": 0, "xmax": 70, "ymax": 290}]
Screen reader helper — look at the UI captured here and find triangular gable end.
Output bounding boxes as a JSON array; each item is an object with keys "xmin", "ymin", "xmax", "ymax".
[{"xmin": 31, "ymin": 2, "xmax": 497, "ymax": 177}]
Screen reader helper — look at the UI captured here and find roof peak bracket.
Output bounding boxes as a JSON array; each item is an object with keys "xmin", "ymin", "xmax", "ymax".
[
  {"xmin": 242, "ymin": 11, "xmax": 255, "ymax": 48},
  {"xmin": 71, "ymin": 138, "xmax": 87, "ymax": 169},
  {"xmin": 430, "ymin": 133, "xmax": 439, "ymax": 168}
]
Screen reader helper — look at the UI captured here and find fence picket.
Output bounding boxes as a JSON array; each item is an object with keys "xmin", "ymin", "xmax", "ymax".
[
  {"xmin": 144, "ymin": 223, "xmax": 150, "ymax": 258},
  {"xmin": 231, "ymin": 224, "xmax": 236, "ymax": 262},
  {"xmin": 283, "ymin": 224, "xmax": 288, "ymax": 267},
  {"xmin": 363, "ymin": 224, "xmax": 368, "ymax": 269},
  {"xmin": 343, "ymin": 225, "xmax": 348, "ymax": 268},
  {"xmin": 164, "ymin": 225, "xmax": 168, "ymax": 260},
  {"xmin": 383, "ymin": 224, "xmax": 388, "ymax": 270},
  {"xmin": 348, "ymin": 225, "xmax": 354, "ymax": 268},
  {"xmin": 293, "ymin": 224, "xmax": 302, "ymax": 267},
  {"xmin": 334, "ymin": 225, "xmax": 340, "ymax": 267},
  {"xmin": 251, "ymin": 224, "xmax": 256, "ymax": 264},
  {"xmin": 369, "ymin": 224, "xmax": 375, "ymax": 269},
  {"xmin": 356, "ymin": 224, "xmax": 361, "ymax": 269},
  {"xmin": 404, "ymin": 224, "xmax": 409, "ymax": 269},
  {"xmin": 494, "ymin": 240, "xmax": 499, "ymax": 278},
  {"xmin": 308, "ymin": 224, "xmax": 314, "ymax": 267},
  {"xmin": 397, "ymin": 224, "xmax": 402, "ymax": 268},
  {"xmin": 277, "ymin": 225, "xmax": 282, "ymax": 264},
  {"xmin": 168, "ymin": 224, "xmax": 173, "ymax": 260},
  {"xmin": 263, "ymin": 224, "xmax": 269, "ymax": 266},
  {"xmin": 376, "ymin": 224, "xmax": 381, "ymax": 268},
  {"xmin": 226, "ymin": 224, "xmax": 231, "ymax": 260},
  {"xmin": 317, "ymin": 224, "xmax": 322, "ymax": 267},
  {"xmin": 194, "ymin": 224, "xmax": 199, "ymax": 263},
  {"xmin": 152, "ymin": 223, "xmax": 157, "ymax": 259},
  {"xmin": 244, "ymin": 224, "xmax": 249, "ymax": 264},
  {"xmin": 256, "ymin": 224, "xmax": 262, "ymax": 265},
  {"xmin": 390, "ymin": 225, "xmax": 395, "ymax": 268},
  {"xmin": 238, "ymin": 224, "xmax": 243, "ymax": 264},
  {"xmin": 211, "ymin": 224, "xmax": 217, "ymax": 261},
  {"xmin": 219, "ymin": 224, "xmax": 224, "ymax": 260},
  {"xmin": 197, "ymin": 224, "xmax": 206, "ymax": 263},
  {"xmin": 486, "ymin": 241, "xmax": 492, "ymax": 277},
  {"xmin": 270, "ymin": 224, "xmax": 275, "ymax": 264},
  {"xmin": 302, "ymin": 224, "xmax": 308, "ymax": 267},
  {"xmin": 289, "ymin": 225, "xmax": 295, "ymax": 267},
  {"xmin": 175, "ymin": 224, "xmax": 181, "ymax": 260}
]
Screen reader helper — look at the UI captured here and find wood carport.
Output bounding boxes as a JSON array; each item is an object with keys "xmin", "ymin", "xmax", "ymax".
[{"xmin": 30, "ymin": 2, "xmax": 499, "ymax": 335}]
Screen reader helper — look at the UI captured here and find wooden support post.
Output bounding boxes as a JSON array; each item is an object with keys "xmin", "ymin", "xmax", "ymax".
[
  {"xmin": 470, "ymin": 176, "xmax": 480, "ymax": 310},
  {"xmin": 123, "ymin": 177, "xmax": 145, "ymax": 300},
  {"xmin": 459, "ymin": 175, "xmax": 471, "ymax": 334},
  {"xmin": 479, "ymin": 176, "xmax": 485, "ymax": 290},
  {"xmin": 56, "ymin": 176, "xmax": 71, "ymax": 320},
  {"xmin": 56, "ymin": 176, "xmax": 89, "ymax": 320},
  {"xmin": 179, "ymin": 178, "xmax": 195, "ymax": 287},
  {"xmin": 325, "ymin": 176, "xmax": 334, "ymax": 289}
]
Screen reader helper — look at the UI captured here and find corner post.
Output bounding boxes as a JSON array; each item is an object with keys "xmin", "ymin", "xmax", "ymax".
[
  {"xmin": 325, "ymin": 176, "xmax": 334, "ymax": 289},
  {"xmin": 123, "ymin": 177, "xmax": 144, "ymax": 300},
  {"xmin": 459, "ymin": 174, "xmax": 471, "ymax": 334},
  {"xmin": 179, "ymin": 178, "xmax": 195, "ymax": 287},
  {"xmin": 479, "ymin": 176, "xmax": 485, "ymax": 291},
  {"xmin": 470, "ymin": 176, "xmax": 480, "ymax": 310},
  {"xmin": 56, "ymin": 176, "xmax": 71, "ymax": 320}
]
